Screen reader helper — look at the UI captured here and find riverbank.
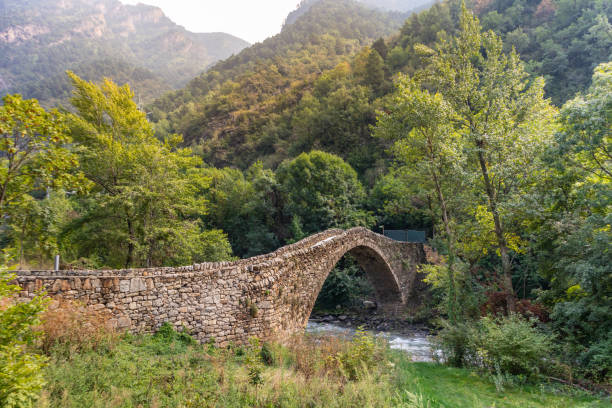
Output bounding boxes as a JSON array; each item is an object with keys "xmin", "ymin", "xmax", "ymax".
[
  {"xmin": 36, "ymin": 326, "xmax": 611, "ymax": 408},
  {"xmin": 310, "ymin": 309, "xmax": 431, "ymax": 336}
]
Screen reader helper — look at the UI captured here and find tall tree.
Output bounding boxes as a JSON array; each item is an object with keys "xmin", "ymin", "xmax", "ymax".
[
  {"xmin": 0, "ymin": 95, "xmax": 84, "ymax": 218},
  {"xmin": 534, "ymin": 62, "xmax": 611, "ymax": 380},
  {"xmin": 415, "ymin": 3, "xmax": 556, "ymax": 311},
  {"xmin": 374, "ymin": 76, "xmax": 464, "ymax": 321},
  {"xmin": 65, "ymin": 73, "xmax": 233, "ymax": 268},
  {"xmin": 276, "ymin": 150, "xmax": 373, "ymax": 239},
  {"xmin": 198, "ymin": 163, "xmax": 282, "ymax": 258}
]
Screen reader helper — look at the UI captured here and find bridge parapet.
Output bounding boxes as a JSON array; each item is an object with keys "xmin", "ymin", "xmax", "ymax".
[{"xmin": 15, "ymin": 228, "xmax": 427, "ymax": 345}]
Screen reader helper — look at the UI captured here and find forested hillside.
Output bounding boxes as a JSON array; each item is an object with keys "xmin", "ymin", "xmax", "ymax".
[
  {"xmin": 391, "ymin": 0, "xmax": 612, "ymax": 104},
  {"xmin": 150, "ymin": 0, "xmax": 612, "ymax": 177},
  {"xmin": 148, "ymin": 0, "xmax": 408, "ymax": 172},
  {"xmin": 359, "ymin": 0, "xmax": 437, "ymax": 12},
  {"xmin": 0, "ymin": 0, "xmax": 249, "ymax": 105}
]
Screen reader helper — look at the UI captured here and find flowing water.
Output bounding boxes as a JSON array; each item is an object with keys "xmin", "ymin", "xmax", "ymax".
[{"xmin": 306, "ymin": 321, "xmax": 437, "ymax": 362}]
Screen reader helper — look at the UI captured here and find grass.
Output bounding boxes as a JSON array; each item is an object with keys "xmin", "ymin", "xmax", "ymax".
[
  {"xmin": 394, "ymin": 357, "xmax": 611, "ymax": 408},
  {"xmin": 34, "ymin": 326, "xmax": 611, "ymax": 408}
]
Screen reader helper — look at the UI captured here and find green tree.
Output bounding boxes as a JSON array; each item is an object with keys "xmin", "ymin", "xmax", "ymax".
[
  {"xmin": 374, "ymin": 76, "xmax": 465, "ymax": 321},
  {"xmin": 367, "ymin": 169, "xmax": 432, "ymax": 231},
  {"xmin": 0, "ymin": 268, "xmax": 48, "ymax": 407},
  {"xmin": 0, "ymin": 94, "xmax": 87, "ymax": 268},
  {"xmin": 65, "ymin": 72, "xmax": 233, "ymax": 268},
  {"xmin": 416, "ymin": 4, "xmax": 556, "ymax": 311},
  {"xmin": 9, "ymin": 191, "xmax": 73, "ymax": 269},
  {"xmin": 276, "ymin": 151, "xmax": 373, "ymax": 238},
  {"xmin": 371, "ymin": 38, "xmax": 388, "ymax": 59},
  {"xmin": 534, "ymin": 62, "xmax": 611, "ymax": 381},
  {"xmin": 198, "ymin": 163, "xmax": 282, "ymax": 258},
  {"xmin": 363, "ymin": 49, "xmax": 386, "ymax": 95},
  {"xmin": 0, "ymin": 94, "xmax": 85, "ymax": 219},
  {"xmin": 556, "ymin": 61, "xmax": 612, "ymax": 184}
]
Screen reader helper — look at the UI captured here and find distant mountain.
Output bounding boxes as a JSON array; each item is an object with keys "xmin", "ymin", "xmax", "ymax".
[
  {"xmin": 149, "ymin": 0, "xmax": 409, "ymax": 167},
  {"xmin": 0, "ymin": 0, "xmax": 249, "ymax": 105},
  {"xmin": 283, "ymin": 0, "xmax": 436, "ymax": 25},
  {"xmin": 149, "ymin": 0, "xmax": 611, "ymax": 177},
  {"xmin": 358, "ymin": 0, "xmax": 437, "ymax": 12}
]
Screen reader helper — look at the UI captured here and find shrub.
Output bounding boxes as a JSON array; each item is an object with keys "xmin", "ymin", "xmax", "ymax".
[
  {"xmin": 337, "ymin": 327, "xmax": 386, "ymax": 381},
  {"xmin": 435, "ymin": 314, "xmax": 554, "ymax": 378},
  {"xmin": 432, "ymin": 320, "xmax": 474, "ymax": 367},
  {"xmin": 0, "ymin": 269, "xmax": 48, "ymax": 408},
  {"xmin": 473, "ymin": 314, "xmax": 553, "ymax": 377},
  {"xmin": 153, "ymin": 322, "xmax": 196, "ymax": 346},
  {"xmin": 259, "ymin": 341, "xmax": 274, "ymax": 366},
  {"xmin": 480, "ymin": 291, "xmax": 549, "ymax": 322},
  {"xmin": 245, "ymin": 337, "xmax": 264, "ymax": 386}
]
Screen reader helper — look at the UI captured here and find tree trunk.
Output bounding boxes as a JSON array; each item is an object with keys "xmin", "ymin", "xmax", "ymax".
[
  {"xmin": 476, "ymin": 148, "xmax": 517, "ymax": 313},
  {"xmin": 426, "ymin": 134, "xmax": 459, "ymax": 322},
  {"xmin": 0, "ymin": 174, "xmax": 11, "ymax": 218},
  {"xmin": 126, "ymin": 217, "xmax": 135, "ymax": 269}
]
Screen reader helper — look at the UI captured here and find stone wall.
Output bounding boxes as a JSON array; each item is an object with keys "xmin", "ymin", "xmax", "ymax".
[{"xmin": 16, "ymin": 227, "xmax": 426, "ymax": 345}]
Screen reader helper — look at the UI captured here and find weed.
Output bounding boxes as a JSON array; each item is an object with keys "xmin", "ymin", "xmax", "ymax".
[{"xmin": 38, "ymin": 299, "xmax": 118, "ymax": 356}]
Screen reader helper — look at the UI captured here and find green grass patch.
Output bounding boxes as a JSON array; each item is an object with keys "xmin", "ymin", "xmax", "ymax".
[
  {"xmin": 36, "ymin": 330, "xmax": 611, "ymax": 408},
  {"xmin": 393, "ymin": 356, "xmax": 611, "ymax": 408}
]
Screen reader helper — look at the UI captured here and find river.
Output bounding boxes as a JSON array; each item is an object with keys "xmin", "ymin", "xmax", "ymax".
[{"xmin": 306, "ymin": 321, "xmax": 437, "ymax": 362}]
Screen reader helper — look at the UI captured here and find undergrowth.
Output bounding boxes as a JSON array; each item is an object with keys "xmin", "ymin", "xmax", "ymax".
[{"xmin": 31, "ymin": 314, "xmax": 612, "ymax": 408}]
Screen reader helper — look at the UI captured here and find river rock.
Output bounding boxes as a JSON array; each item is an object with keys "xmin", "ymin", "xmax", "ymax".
[{"xmin": 363, "ymin": 300, "xmax": 376, "ymax": 310}]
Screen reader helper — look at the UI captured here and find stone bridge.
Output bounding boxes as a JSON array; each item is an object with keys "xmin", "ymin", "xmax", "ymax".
[{"xmin": 16, "ymin": 228, "xmax": 427, "ymax": 345}]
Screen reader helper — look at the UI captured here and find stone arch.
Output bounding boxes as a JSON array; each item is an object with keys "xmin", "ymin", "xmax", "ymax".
[
  {"xmin": 300, "ymin": 240, "xmax": 404, "ymax": 327},
  {"xmin": 348, "ymin": 245, "xmax": 404, "ymax": 304}
]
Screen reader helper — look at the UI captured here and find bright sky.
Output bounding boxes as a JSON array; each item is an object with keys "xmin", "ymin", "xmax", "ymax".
[{"xmin": 119, "ymin": 0, "xmax": 301, "ymax": 43}]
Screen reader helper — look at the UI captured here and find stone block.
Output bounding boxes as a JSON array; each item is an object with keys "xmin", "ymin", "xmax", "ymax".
[
  {"xmin": 130, "ymin": 278, "xmax": 147, "ymax": 292},
  {"xmin": 120, "ymin": 280, "xmax": 130, "ymax": 292}
]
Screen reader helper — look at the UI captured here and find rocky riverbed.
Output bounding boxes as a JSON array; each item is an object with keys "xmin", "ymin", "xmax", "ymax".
[{"xmin": 309, "ymin": 311, "xmax": 430, "ymax": 336}]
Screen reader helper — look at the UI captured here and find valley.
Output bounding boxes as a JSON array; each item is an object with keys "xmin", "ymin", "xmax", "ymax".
[{"xmin": 0, "ymin": 0, "xmax": 611, "ymax": 406}]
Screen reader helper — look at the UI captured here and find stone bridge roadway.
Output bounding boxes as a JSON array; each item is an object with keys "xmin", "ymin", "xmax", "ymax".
[{"xmin": 16, "ymin": 228, "xmax": 427, "ymax": 345}]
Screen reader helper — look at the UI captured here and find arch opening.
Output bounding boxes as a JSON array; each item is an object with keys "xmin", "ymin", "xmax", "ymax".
[{"xmin": 308, "ymin": 244, "xmax": 404, "ymax": 324}]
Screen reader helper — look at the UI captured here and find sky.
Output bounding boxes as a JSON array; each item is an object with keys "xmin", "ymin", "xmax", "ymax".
[{"xmin": 119, "ymin": 0, "xmax": 301, "ymax": 43}]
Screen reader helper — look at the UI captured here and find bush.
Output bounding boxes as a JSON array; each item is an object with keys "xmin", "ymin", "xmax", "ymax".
[
  {"xmin": 337, "ymin": 327, "xmax": 387, "ymax": 381},
  {"xmin": 259, "ymin": 341, "xmax": 274, "ymax": 366},
  {"xmin": 0, "ymin": 269, "xmax": 48, "ymax": 408},
  {"xmin": 432, "ymin": 320, "xmax": 473, "ymax": 367},
  {"xmin": 153, "ymin": 322, "xmax": 196, "ymax": 346},
  {"xmin": 436, "ymin": 314, "xmax": 554, "ymax": 378},
  {"xmin": 551, "ymin": 296, "xmax": 612, "ymax": 383},
  {"xmin": 473, "ymin": 314, "xmax": 553, "ymax": 377},
  {"xmin": 245, "ymin": 337, "xmax": 264, "ymax": 386}
]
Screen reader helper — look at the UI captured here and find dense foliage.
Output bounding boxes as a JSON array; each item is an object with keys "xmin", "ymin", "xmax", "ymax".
[
  {"xmin": 376, "ymin": 5, "xmax": 611, "ymax": 383},
  {"xmin": 532, "ymin": 62, "xmax": 612, "ymax": 381},
  {"xmin": 0, "ymin": 75, "xmax": 236, "ymax": 270},
  {"xmin": 149, "ymin": 0, "xmax": 611, "ymax": 177},
  {"xmin": 392, "ymin": 0, "xmax": 612, "ymax": 105},
  {"xmin": 149, "ymin": 0, "xmax": 406, "ymax": 173},
  {"xmin": 0, "ymin": 269, "xmax": 47, "ymax": 408}
]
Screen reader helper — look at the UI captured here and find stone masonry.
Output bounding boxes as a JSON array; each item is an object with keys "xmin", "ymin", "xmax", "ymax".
[{"xmin": 15, "ymin": 228, "xmax": 426, "ymax": 346}]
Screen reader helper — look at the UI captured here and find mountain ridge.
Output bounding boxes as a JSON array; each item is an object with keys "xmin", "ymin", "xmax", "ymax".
[
  {"xmin": 149, "ymin": 0, "xmax": 408, "ymax": 166},
  {"xmin": 0, "ymin": 0, "xmax": 250, "ymax": 105}
]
